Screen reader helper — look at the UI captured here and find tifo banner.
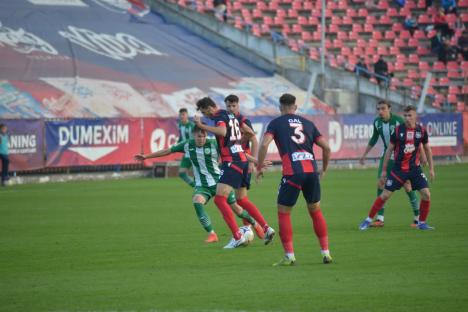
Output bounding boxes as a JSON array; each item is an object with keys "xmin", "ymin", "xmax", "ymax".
[
  {"xmin": 45, "ymin": 118, "xmax": 141, "ymax": 167},
  {"xmin": 141, "ymin": 118, "xmax": 180, "ymax": 166},
  {"xmin": 0, "ymin": 119, "xmax": 44, "ymax": 170}
]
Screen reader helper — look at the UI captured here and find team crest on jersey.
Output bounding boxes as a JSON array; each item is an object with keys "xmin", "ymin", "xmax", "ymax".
[
  {"xmin": 406, "ymin": 131, "xmax": 414, "ymax": 140},
  {"xmin": 415, "ymin": 132, "xmax": 421, "ymax": 139},
  {"xmin": 400, "ymin": 133, "xmax": 404, "ymax": 138},
  {"xmin": 204, "ymin": 148, "xmax": 211, "ymax": 154}
]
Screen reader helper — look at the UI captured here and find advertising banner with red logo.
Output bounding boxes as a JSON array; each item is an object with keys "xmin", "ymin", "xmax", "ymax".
[
  {"xmin": 45, "ymin": 118, "xmax": 141, "ymax": 167},
  {"xmin": 0, "ymin": 119, "xmax": 44, "ymax": 171},
  {"xmin": 141, "ymin": 118, "xmax": 180, "ymax": 166}
]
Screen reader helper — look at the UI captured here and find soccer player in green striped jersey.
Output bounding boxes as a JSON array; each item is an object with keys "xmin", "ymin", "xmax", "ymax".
[
  {"xmin": 177, "ymin": 108, "xmax": 196, "ymax": 187},
  {"xmin": 135, "ymin": 125, "xmax": 260, "ymax": 243},
  {"xmin": 359, "ymin": 100, "xmax": 420, "ymax": 227}
]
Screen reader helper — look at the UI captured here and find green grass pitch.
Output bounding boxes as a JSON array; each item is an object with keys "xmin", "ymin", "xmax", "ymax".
[{"xmin": 1, "ymin": 164, "xmax": 468, "ymax": 312}]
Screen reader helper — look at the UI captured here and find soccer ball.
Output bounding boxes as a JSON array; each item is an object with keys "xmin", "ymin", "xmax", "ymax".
[{"xmin": 239, "ymin": 226, "xmax": 254, "ymax": 245}]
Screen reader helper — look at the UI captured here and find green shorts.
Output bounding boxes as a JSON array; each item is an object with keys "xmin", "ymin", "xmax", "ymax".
[
  {"xmin": 193, "ymin": 186, "xmax": 236, "ymax": 205},
  {"xmin": 179, "ymin": 156, "xmax": 192, "ymax": 169},
  {"xmin": 378, "ymin": 157, "xmax": 395, "ymax": 178}
]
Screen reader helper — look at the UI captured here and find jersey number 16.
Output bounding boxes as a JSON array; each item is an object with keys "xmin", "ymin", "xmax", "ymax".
[{"xmin": 229, "ymin": 119, "xmax": 242, "ymax": 141}]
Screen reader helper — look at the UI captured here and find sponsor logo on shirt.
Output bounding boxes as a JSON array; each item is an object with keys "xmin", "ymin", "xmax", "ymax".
[
  {"xmin": 386, "ymin": 179, "xmax": 393, "ymax": 186},
  {"xmin": 291, "ymin": 151, "xmax": 314, "ymax": 162},
  {"xmin": 230, "ymin": 144, "xmax": 243, "ymax": 154},
  {"xmin": 404, "ymin": 143, "xmax": 416, "ymax": 154},
  {"xmin": 415, "ymin": 132, "xmax": 421, "ymax": 139},
  {"xmin": 407, "ymin": 131, "xmax": 414, "ymax": 140}
]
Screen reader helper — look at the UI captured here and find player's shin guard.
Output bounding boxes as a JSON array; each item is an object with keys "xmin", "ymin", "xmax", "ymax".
[
  {"xmin": 193, "ymin": 203, "xmax": 213, "ymax": 232},
  {"xmin": 419, "ymin": 200, "xmax": 430, "ymax": 223},
  {"xmin": 278, "ymin": 211, "xmax": 294, "ymax": 254},
  {"xmin": 237, "ymin": 197, "xmax": 268, "ymax": 231},
  {"xmin": 376, "ymin": 189, "xmax": 385, "ymax": 218},
  {"xmin": 406, "ymin": 190, "xmax": 420, "ymax": 217},
  {"xmin": 214, "ymin": 195, "xmax": 241, "ymax": 240},
  {"xmin": 309, "ymin": 208, "xmax": 329, "ymax": 251},
  {"xmin": 369, "ymin": 196, "xmax": 387, "ymax": 219},
  {"xmin": 237, "ymin": 210, "xmax": 256, "ymax": 226},
  {"xmin": 179, "ymin": 172, "xmax": 195, "ymax": 187}
]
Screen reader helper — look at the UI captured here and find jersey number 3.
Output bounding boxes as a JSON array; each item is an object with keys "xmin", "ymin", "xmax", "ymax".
[
  {"xmin": 229, "ymin": 119, "xmax": 242, "ymax": 141},
  {"xmin": 290, "ymin": 123, "xmax": 305, "ymax": 144}
]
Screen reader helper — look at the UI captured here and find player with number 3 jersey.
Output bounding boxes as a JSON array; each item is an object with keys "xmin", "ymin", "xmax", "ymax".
[{"xmin": 256, "ymin": 93, "xmax": 332, "ymax": 266}]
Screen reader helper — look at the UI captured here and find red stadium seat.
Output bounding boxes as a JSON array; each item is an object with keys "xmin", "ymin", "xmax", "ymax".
[
  {"xmin": 416, "ymin": 46, "xmax": 430, "ymax": 55},
  {"xmin": 396, "ymin": 54, "xmax": 408, "ymax": 63},
  {"xmin": 333, "ymin": 39, "xmax": 344, "ymax": 48},
  {"xmin": 408, "ymin": 38, "xmax": 419, "ymax": 48},
  {"xmin": 457, "ymin": 102, "xmax": 465, "ymax": 112},
  {"xmin": 419, "ymin": 61, "xmax": 430, "ymax": 71},
  {"xmin": 447, "ymin": 62, "xmax": 459, "ymax": 71},
  {"xmin": 394, "ymin": 62, "xmax": 406, "ymax": 71},
  {"xmin": 403, "ymin": 78, "xmax": 415, "ymax": 87},
  {"xmin": 331, "ymin": 16, "xmax": 342, "ymax": 25},
  {"xmin": 337, "ymin": 32, "xmax": 348, "ymax": 40},
  {"xmin": 408, "ymin": 70, "xmax": 419, "ymax": 79},
  {"xmin": 447, "ymin": 94, "xmax": 458, "ymax": 104},
  {"xmin": 342, "ymin": 16, "xmax": 353, "ymax": 25},
  {"xmin": 358, "ymin": 8, "xmax": 368, "ymax": 17},
  {"xmin": 379, "ymin": 15, "xmax": 392, "ymax": 25},
  {"xmin": 413, "ymin": 30, "xmax": 426, "ymax": 40},
  {"xmin": 377, "ymin": 46, "xmax": 388, "ymax": 55},
  {"xmin": 438, "ymin": 77, "xmax": 450, "ymax": 85},
  {"xmin": 447, "ymin": 70, "xmax": 461, "ymax": 78},
  {"xmin": 385, "ymin": 30, "xmax": 396, "ymax": 40},
  {"xmin": 288, "ymin": 9, "xmax": 298, "ymax": 18},
  {"xmin": 308, "ymin": 16, "xmax": 319, "ymax": 25},
  {"xmin": 352, "ymin": 24, "xmax": 363, "ymax": 33},
  {"xmin": 346, "ymin": 8, "xmax": 357, "ymax": 17},
  {"xmin": 389, "ymin": 46, "xmax": 400, "ymax": 56},
  {"xmin": 364, "ymin": 24, "xmax": 374, "ymax": 33},
  {"xmin": 418, "ymin": 14, "xmax": 431, "ymax": 24},
  {"xmin": 433, "ymin": 62, "xmax": 446, "ymax": 71},
  {"xmin": 408, "ymin": 54, "xmax": 419, "ymax": 64},
  {"xmin": 400, "ymin": 30, "xmax": 411, "ymax": 39},
  {"xmin": 329, "ymin": 24, "xmax": 339, "ymax": 33},
  {"xmin": 366, "ymin": 15, "xmax": 378, "ymax": 25},
  {"xmin": 449, "ymin": 86, "xmax": 461, "ymax": 94},
  {"xmin": 341, "ymin": 47, "xmax": 352, "ymax": 56},
  {"xmin": 292, "ymin": 24, "xmax": 302, "ymax": 34},
  {"xmin": 388, "ymin": 8, "xmax": 398, "ymax": 17},
  {"xmin": 378, "ymin": 0, "xmax": 389, "ymax": 9},
  {"xmin": 394, "ymin": 39, "xmax": 406, "ymax": 48},
  {"xmin": 373, "ymin": 31, "xmax": 383, "ymax": 40},
  {"xmin": 392, "ymin": 23, "xmax": 404, "ymax": 32}
]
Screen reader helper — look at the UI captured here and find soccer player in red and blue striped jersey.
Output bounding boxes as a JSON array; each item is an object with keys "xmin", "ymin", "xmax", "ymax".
[
  {"xmin": 194, "ymin": 97, "xmax": 275, "ymax": 249},
  {"xmin": 359, "ymin": 105, "xmax": 435, "ymax": 231},
  {"xmin": 256, "ymin": 93, "xmax": 332, "ymax": 265}
]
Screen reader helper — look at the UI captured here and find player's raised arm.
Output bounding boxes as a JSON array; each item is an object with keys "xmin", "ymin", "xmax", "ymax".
[
  {"xmin": 315, "ymin": 136, "xmax": 331, "ymax": 178},
  {"xmin": 134, "ymin": 148, "xmax": 172, "ymax": 161},
  {"xmin": 193, "ymin": 115, "xmax": 227, "ymax": 137}
]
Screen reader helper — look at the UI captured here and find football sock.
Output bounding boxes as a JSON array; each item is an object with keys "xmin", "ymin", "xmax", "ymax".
[
  {"xmin": 278, "ymin": 211, "xmax": 294, "ymax": 254},
  {"xmin": 214, "ymin": 195, "xmax": 241, "ymax": 240},
  {"xmin": 369, "ymin": 196, "xmax": 387, "ymax": 219},
  {"xmin": 193, "ymin": 203, "xmax": 213, "ymax": 233},
  {"xmin": 376, "ymin": 188, "xmax": 385, "ymax": 218},
  {"xmin": 179, "ymin": 172, "xmax": 195, "ymax": 187},
  {"xmin": 309, "ymin": 208, "xmax": 329, "ymax": 251},
  {"xmin": 237, "ymin": 197, "xmax": 269, "ymax": 231},
  {"xmin": 406, "ymin": 190, "xmax": 420, "ymax": 217},
  {"xmin": 237, "ymin": 209, "xmax": 256, "ymax": 226},
  {"xmin": 419, "ymin": 199, "xmax": 430, "ymax": 223}
]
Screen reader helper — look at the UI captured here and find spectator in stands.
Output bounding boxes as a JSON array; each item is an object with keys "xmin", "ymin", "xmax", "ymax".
[
  {"xmin": 394, "ymin": 0, "xmax": 406, "ymax": 7},
  {"xmin": 0, "ymin": 124, "xmax": 9, "ymax": 187},
  {"xmin": 441, "ymin": 0, "xmax": 458, "ymax": 14},
  {"xmin": 355, "ymin": 58, "xmax": 371, "ymax": 79},
  {"xmin": 214, "ymin": 0, "xmax": 227, "ymax": 22},
  {"xmin": 434, "ymin": 8, "xmax": 454, "ymax": 38},
  {"xmin": 438, "ymin": 38, "xmax": 458, "ymax": 63},
  {"xmin": 456, "ymin": 31, "xmax": 468, "ymax": 60},
  {"xmin": 431, "ymin": 31, "xmax": 444, "ymax": 54},
  {"xmin": 374, "ymin": 56, "xmax": 391, "ymax": 86},
  {"xmin": 404, "ymin": 14, "xmax": 419, "ymax": 36}
]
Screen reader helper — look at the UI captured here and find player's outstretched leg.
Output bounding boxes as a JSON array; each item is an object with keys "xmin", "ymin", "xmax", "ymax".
[
  {"xmin": 406, "ymin": 190, "xmax": 420, "ymax": 227},
  {"xmin": 360, "ymin": 191, "xmax": 393, "ymax": 230},
  {"xmin": 213, "ymin": 194, "xmax": 247, "ymax": 248},
  {"xmin": 308, "ymin": 203, "xmax": 332, "ymax": 264},
  {"xmin": 237, "ymin": 196, "xmax": 274, "ymax": 244},
  {"xmin": 273, "ymin": 210, "xmax": 295, "ymax": 266}
]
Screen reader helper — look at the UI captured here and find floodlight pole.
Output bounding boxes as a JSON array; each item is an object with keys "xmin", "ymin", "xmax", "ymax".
[{"xmin": 320, "ymin": 0, "xmax": 326, "ymax": 75}]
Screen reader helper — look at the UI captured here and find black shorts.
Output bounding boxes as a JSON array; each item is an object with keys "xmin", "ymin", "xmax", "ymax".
[
  {"xmin": 241, "ymin": 172, "xmax": 251, "ymax": 190},
  {"xmin": 385, "ymin": 167, "xmax": 429, "ymax": 192},
  {"xmin": 277, "ymin": 173, "xmax": 321, "ymax": 206},
  {"xmin": 219, "ymin": 161, "xmax": 249, "ymax": 189}
]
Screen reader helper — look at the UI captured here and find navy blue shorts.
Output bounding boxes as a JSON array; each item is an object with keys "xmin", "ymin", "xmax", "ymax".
[
  {"xmin": 219, "ymin": 161, "xmax": 249, "ymax": 189},
  {"xmin": 385, "ymin": 167, "xmax": 429, "ymax": 192},
  {"xmin": 277, "ymin": 173, "xmax": 321, "ymax": 206},
  {"xmin": 241, "ymin": 172, "xmax": 251, "ymax": 190}
]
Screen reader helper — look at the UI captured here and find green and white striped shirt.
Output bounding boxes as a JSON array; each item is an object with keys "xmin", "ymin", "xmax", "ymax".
[
  {"xmin": 177, "ymin": 121, "xmax": 195, "ymax": 143},
  {"xmin": 368, "ymin": 113, "xmax": 405, "ymax": 158},
  {"xmin": 171, "ymin": 139, "xmax": 220, "ymax": 188}
]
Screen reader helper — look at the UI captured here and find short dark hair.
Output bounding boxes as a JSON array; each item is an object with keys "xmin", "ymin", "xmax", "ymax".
[
  {"xmin": 279, "ymin": 93, "xmax": 296, "ymax": 106},
  {"xmin": 193, "ymin": 123, "xmax": 207, "ymax": 134},
  {"xmin": 224, "ymin": 94, "xmax": 239, "ymax": 103},
  {"xmin": 377, "ymin": 100, "xmax": 391, "ymax": 108},
  {"xmin": 179, "ymin": 108, "xmax": 188, "ymax": 114},
  {"xmin": 0, "ymin": 124, "xmax": 5, "ymax": 129},
  {"xmin": 196, "ymin": 97, "xmax": 217, "ymax": 111},
  {"xmin": 404, "ymin": 105, "xmax": 417, "ymax": 112}
]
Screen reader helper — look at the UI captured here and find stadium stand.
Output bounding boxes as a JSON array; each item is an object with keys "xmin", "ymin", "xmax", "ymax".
[{"xmin": 170, "ymin": 0, "xmax": 468, "ymax": 112}]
